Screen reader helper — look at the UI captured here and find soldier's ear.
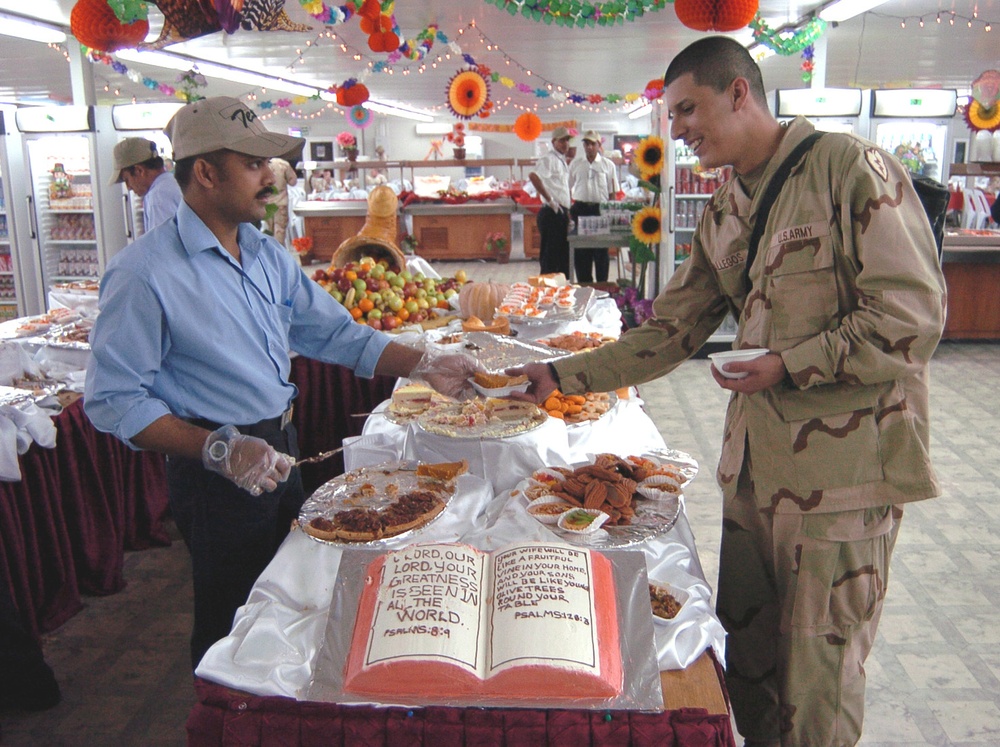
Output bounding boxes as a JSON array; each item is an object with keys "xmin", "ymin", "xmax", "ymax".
[{"xmin": 731, "ymin": 78, "xmax": 751, "ymax": 112}]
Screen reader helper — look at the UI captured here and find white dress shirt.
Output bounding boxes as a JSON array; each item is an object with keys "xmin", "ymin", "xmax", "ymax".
[{"xmin": 569, "ymin": 153, "xmax": 619, "ymax": 203}]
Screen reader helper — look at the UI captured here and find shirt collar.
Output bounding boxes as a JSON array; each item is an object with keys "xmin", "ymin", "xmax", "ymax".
[{"xmin": 176, "ymin": 200, "xmax": 269, "ymax": 265}]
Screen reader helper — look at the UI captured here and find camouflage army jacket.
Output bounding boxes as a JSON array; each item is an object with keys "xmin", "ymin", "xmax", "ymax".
[{"xmin": 553, "ymin": 117, "xmax": 946, "ymax": 513}]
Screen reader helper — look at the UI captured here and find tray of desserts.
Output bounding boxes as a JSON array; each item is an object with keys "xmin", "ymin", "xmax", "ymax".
[{"xmin": 496, "ymin": 283, "xmax": 596, "ymax": 325}]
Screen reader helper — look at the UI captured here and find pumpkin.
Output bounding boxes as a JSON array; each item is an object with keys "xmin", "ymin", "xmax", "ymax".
[{"xmin": 458, "ymin": 281, "xmax": 510, "ymax": 321}]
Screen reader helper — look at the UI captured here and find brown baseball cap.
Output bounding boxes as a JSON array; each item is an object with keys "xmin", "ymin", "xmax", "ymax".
[
  {"xmin": 109, "ymin": 137, "xmax": 159, "ymax": 185},
  {"xmin": 550, "ymin": 126, "xmax": 574, "ymax": 142},
  {"xmin": 164, "ymin": 96, "xmax": 304, "ymax": 162},
  {"xmin": 581, "ymin": 130, "xmax": 601, "ymax": 143}
]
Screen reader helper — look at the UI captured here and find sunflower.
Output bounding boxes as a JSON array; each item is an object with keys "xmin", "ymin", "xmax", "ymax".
[
  {"xmin": 635, "ymin": 136, "xmax": 665, "ymax": 179},
  {"xmin": 964, "ymin": 99, "xmax": 1000, "ymax": 132},
  {"xmin": 632, "ymin": 206, "xmax": 662, "ymax": 245},
  {"xmin": 447, "ymin": 69, "xmax": 490, "ymax": 119}
]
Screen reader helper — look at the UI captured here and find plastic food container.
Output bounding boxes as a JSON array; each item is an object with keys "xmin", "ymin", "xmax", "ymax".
[{"xmin": 707, "ymin": 348, "xmax": 769, "ymax": 379}]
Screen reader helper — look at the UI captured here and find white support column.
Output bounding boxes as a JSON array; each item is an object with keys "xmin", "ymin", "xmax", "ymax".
[
  {"xmin": 810, "ymin": 34, "xmax": 828, "ymax": 89},
  {"xmin": 67, "ymin": 42, "xmax": 96, "ymax": 106}
]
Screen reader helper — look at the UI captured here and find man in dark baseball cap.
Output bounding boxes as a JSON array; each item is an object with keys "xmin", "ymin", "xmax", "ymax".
[{"xmin": 85, "ymin": 96, "xmax": 478, "ymax": 669}]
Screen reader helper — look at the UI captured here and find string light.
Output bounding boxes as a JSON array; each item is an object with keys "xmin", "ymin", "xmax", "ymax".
[{"xmin": 873, "ymin": 8, "xmax": 998, "ymax": 33}]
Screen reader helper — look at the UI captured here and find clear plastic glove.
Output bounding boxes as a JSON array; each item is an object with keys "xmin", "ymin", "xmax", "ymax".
[
  {"xmin": 201, "ymin": 425, "xmax": 294, "ymax": 496},
  {"xmin": 410, "ymin": 347, "xmax": 484, "ymax": 401}
]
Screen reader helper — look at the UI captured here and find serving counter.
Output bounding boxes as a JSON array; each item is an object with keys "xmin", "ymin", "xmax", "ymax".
[
  {"xmin": 295, "ymin": 201, "xmax": 369, "ymax": 264},
  {"xmin": 404, "ymin": 201, "xmax": 515, "ymax": 261},
  {"xmin": 941, "ymin": 229, "xmax": 1000, "ymax": 340}
]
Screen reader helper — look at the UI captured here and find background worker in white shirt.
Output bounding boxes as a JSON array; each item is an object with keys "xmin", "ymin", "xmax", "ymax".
[
  {"xmin": 569, "ymin": 130, "xmax": 620, "ymax": 282},
  {"xmin": 528, "ymin": 126, "xmax": 574, "ymax": 276}
]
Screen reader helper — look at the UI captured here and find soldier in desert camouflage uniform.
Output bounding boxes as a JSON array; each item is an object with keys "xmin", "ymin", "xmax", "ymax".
[{"xmin": 514, "ymin": 37, "xmax": 945, "ymax": 746}]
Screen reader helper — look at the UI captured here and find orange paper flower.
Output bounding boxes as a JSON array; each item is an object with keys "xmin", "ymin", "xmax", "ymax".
[
  {"xmin": 447, "ymin": 69, "xmax": 490, "ymax": 119},
  {"xmin": 674, "ymin": 0, "xmax": 759, "ymax": 32},
  {"xmin": 514, "ymin": 112, "xmax": 543, "ymax": 142}
]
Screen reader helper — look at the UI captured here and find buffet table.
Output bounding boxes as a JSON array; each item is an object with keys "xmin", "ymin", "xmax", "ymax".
[
  {"xmin": 295, "ymin": 200, "xmax": 369, "ymax": 264},
  {"xmin": 192, "ymin": 303, "xmax": 731, "ymax": 743}
]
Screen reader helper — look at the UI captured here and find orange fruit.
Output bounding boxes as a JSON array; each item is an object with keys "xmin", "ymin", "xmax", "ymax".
[
  {"xmin": 349, "ymin": 306, "xmax": 363, "ymax": 320},
  {"xmin": 358, "ymin": 298, "xmax": 375, "ymax": 313}
]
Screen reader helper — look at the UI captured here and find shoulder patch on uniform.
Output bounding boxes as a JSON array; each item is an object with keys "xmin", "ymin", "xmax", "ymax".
[{"xmin": 864, "ymin": 148, "xmax": 888, "ymax": 181}]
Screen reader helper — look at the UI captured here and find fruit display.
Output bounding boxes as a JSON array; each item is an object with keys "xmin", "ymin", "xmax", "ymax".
[{"xmin": 310, "ymin": 258, "xmax": 468, "ymax": 331}]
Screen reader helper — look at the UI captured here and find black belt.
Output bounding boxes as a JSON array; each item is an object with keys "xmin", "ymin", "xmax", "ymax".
[{"xmin": 187, "ymin": 406, "xmax": 294, "ymax": 438}]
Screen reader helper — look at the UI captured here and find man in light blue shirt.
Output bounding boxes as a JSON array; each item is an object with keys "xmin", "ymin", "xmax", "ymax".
[
  {"xmin": 110, "ymin": 137, "xmax": 183, "ymax": 231},
  {"xmin": 86, "ymin": 97, "xmax": 475, "ymax": 667}
]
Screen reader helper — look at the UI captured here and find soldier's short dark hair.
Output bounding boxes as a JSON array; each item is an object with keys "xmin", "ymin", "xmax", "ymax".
[{"xmin": 664, "ymin": 36, "xmax": 768, "ymax": 107}]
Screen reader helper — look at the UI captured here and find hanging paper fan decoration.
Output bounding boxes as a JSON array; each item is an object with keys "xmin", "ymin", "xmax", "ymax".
[
  {"xmin": 514, "ymin": 112, "xmax": 543, "ymax": 142},
  {"xmin": 348, "ymin": 104, "xmax": 373, "ymax": 129},
  {"xmin": 71, "ymin": 0, "xmax": 149, "ymax": 52},
  {"xmin": 447, "ymin": 69, "xmax": 490, "ymax": 119},
  {"xmin": 336, "ymin": 79, "xmax": 370, "ymax": 107},
  {"xmin": 674, "ymin": 0, "xmax": 759, "ymax": 32},
  {"xmin": 964, "ymin": 70, "xmax": 1000, "ymax": 132}
]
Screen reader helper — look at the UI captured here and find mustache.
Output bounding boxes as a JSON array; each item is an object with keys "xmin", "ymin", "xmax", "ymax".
[{"xmin": 257, "ymin": 185, "xmax": 279, "ymax": 199}]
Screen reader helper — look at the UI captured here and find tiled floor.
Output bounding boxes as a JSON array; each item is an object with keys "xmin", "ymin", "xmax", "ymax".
[{"xmin": 2, "ymin": 259, "xmax": 998, "ymax": 746}]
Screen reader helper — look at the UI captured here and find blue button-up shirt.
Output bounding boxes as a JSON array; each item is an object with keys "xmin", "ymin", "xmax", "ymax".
[
  {"xmin": 142, "ymin": 171, "xmax": 182, "ymax": 231},
  {"xmin": 85, "ymin": 201, "xmax": 390, "ymax": 448}
]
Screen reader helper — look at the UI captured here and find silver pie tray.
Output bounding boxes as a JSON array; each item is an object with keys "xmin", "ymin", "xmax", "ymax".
[
  {"xmin": 523, "ymin": 450, "xmax": 699, "ymax": 549},
  {"xmin": 456, "ymin": 331, "xmax": 571, "ymax": 372},
  {"xmin": 299, "ymin": 460, "xmax": 454, "ymax": 547},
  {"xmin": 416, "ymin": 399, "xmax": 548, "ymax": 439}
]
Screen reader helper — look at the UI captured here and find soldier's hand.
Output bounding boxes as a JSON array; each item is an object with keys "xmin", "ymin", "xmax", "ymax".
[
  {"xmin": 711, "ymin": 353, "xmax": 787, "ymax": 395},
  {"xmin": 505, "ymin": 362, "xmax": 559, "ymax": 404}
]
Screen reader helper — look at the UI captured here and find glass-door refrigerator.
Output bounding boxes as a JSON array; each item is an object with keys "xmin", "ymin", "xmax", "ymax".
[
  {"xmin": 869, "ymin": 89, "xmax": 957, "ymax": 182},
  {"xmin": 15, "ymin": 105, "xmax": 127, "ymax": 310},
  {"xmin": 111, "ymin": 102, "xmax": 181, "ymax": 242},
  {"xmin": 0, "ymin": 108, "xmax": 42, "ymax": 318},
  {"xmin": 772, "ymin": 87, "xmax": 865, "ymax": 135}
]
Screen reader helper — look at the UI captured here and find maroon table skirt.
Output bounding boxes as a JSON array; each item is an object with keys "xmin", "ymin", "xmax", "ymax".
[
  {"xmin": 0, "ymin": 398, "xmax": 170, "ymax": 640},
  {"xmin": 188, "ymin": 677, "xmax": 736, "ymax": 747},
  {"xmin": 288, "ymin": 356, "xmax": 397, "ymax": 495}
]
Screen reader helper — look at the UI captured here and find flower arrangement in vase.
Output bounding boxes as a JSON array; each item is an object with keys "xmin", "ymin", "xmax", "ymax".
[
  {"xmin": 484, "ymin": 231, "xmax": 509, "ymax": 262},
  {"xmin": 336, "ymin": 131, "xmax": 358, "ymax": 161},
  {"xmin": 446, "ymin": 123, "xmax": 466, "ymax": 159}
]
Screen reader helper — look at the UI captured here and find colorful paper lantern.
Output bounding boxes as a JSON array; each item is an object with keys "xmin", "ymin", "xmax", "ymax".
[
  {"xmin": 674, "ymin": 0, "xmax": 759, "ymax": 32},
  {"xmin": 514, "ymin": 112, "xmax": 543, "ymax": 142},
  {"xmin": 336, "ymin": 80, "xmax": 370, "ymax": 107}
]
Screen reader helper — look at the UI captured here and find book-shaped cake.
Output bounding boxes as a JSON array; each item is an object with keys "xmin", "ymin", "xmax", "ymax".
[{"xmin": 343, "ymin": 541, "xmax": 622, "ymax": 702}]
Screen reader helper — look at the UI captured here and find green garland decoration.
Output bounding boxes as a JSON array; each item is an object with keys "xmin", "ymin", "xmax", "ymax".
[
  {"xmin": 482, "ymin": 0, "xmax": 669, "ymax": 28},
  {"xmin": 750, "ymin": 14, "xmax": 826, "ymax": 56},
  {"xmin": 108, "ymin": 0, "xmax": 148, "ymax": 25}
]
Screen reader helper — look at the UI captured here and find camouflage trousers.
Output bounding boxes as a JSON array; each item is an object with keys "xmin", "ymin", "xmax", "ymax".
[{"xmin": 718, "ymin": 465, "xmax": 901, "ymax": 746}]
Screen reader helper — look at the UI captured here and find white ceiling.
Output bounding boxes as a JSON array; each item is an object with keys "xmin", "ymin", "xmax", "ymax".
[{"xmin": 1, "ymin": 0, "xmax": 998, "ymax": 123}]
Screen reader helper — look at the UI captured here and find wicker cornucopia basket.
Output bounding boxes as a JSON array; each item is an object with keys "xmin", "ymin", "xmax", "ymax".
[{"xmin": 330, "ymin": 185, "xmax": 407, "ymax": 271}]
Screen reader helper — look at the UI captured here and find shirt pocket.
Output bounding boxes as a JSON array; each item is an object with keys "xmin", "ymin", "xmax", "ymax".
[
  {"xmin": 777, "ymin": 385, "xmax": 885, "ymax": 491},
  {"xmin": 766, "ymin": 231, "xmax": 839, "ymax": 341}
]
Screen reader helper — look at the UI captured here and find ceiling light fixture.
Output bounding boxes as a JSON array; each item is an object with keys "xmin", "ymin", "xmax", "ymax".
[
  {"xmin": 116, "ymin": 49, "xmax": 321, "ymax": 98},
  {"xmin": 818, "ymin": 0, "xmax": 890, "ymax": 24},
  {"xmin": 0, "ymin": 12, "xmax": 67, "ymax": 44},
  {"xmin": 627, "ymin": 104, "xmax": 653, "ymax": 120},
  {"xmin": 362, "ymin": 100, "xmax": 434, "ymax": 122}
]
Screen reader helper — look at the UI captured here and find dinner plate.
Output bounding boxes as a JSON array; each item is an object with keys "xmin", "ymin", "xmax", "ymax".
[
  {"xmin": 299, "ymin": 460, "xmax": 454, "ymax": 546},
  {"xmin": 416, "ymin": 398, "xmax": 547, "ymax": 439},
  {"xmin": 517, "ymin": 450, "xmax": 698, "ymax": 548}
]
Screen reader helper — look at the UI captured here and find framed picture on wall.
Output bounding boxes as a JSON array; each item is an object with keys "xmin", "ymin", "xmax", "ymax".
[
  {"xmin": 310, "ymin": 141, "xmax": 333, "ymax": 161},
  {"xmin": 953, "ymin": 138, "xmax": 968, "ymax": 165},
  {"xmin": 613, "ymin": 135, "xmax": 646, "ymax": 164}
]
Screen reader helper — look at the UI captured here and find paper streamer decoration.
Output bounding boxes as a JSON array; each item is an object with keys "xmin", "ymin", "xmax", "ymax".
[{"xmin": 348, "ymin": 104, "xmax": 373, "ymax": 129}]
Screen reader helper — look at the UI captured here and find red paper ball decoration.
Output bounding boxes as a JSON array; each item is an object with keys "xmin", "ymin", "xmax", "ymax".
[
  {"xmin": 514, "ymin": 112, "xmax": 543, "ymax": 142},
  {"xmin": 71, "ymin": 0, "xmax": 149, "ymax": 52},
  {"xmin": 336, "ymin": 81, "xmax": 370, "ymax": 107},
  {"xmin": 674, "ymin": 0, "xmax": 759, "ymax": 32}
]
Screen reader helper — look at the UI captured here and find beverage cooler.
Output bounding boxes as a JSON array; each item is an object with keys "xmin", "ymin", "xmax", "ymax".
[
  {"xmin": 14, "ymin": 105, "xmax": 127, "ymax": 311},
  {"xmin": 869, "ymin": 89, "xmax": 957, "ymax": 182},
  {"xmin": 772, "ymin": 87, "xmax": 865, "ymax": 136},
  {"xmin": 0, "ymin": 109, "xmax": 40, "ymax": 318},
  {"xmin": 111, "ymin": 102, "xmax": 181, "ymax": 242}
]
